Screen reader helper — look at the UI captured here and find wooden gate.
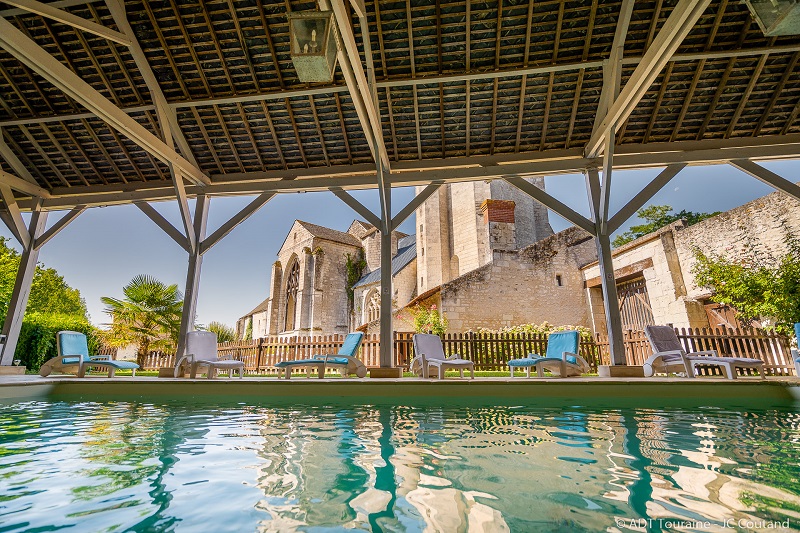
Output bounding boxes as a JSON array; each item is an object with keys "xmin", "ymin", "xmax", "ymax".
[{"xmin": 617, "ymin": 277, "xmax": 655, "ymax": 331}]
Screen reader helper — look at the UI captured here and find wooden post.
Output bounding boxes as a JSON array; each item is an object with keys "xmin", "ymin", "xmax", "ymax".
[
  {"xmin": 176, "ymin": 194, "xmax": 209, "ymax": 358},
  {"xmin": 0, "ymin": 201, "xmax": 47, "ymax": 366}
]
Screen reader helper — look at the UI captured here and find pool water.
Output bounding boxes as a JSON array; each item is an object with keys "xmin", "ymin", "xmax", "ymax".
[{"xmin": 1, "ymin": 398, "xmax": 799, "ymax": 532}]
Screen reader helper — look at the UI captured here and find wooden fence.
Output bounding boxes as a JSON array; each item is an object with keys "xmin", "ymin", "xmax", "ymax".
[
  {"xmin": 596, "ymin": 327, "xmax": 796, "ymax": 376},
  {"xmin": 125, "ymin": 327, "xmax": 794, "ymax": 376},
  {"xmin": 131, "ymin": 332, "xmax": 600, "ymax": 373}
]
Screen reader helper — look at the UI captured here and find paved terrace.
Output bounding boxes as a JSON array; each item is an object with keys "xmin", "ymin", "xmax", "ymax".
[{"xmin": 2, "ymin": 374, "xmax": 799, "ymax": 403}]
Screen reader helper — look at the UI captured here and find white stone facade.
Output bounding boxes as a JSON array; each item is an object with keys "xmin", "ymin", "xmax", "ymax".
[{"xmin": 580, "ymin": 186, "xmax": 800, "ymax": 333}]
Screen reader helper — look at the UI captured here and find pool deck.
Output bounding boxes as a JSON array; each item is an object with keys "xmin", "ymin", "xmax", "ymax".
[{"xmin": 1, "ymin": 374, "xmax": 799, "ymax": 404}]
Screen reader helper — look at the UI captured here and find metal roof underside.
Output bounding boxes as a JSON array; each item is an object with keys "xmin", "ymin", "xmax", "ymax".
[{"xmin": 0, "ymin": 0, "xmax": 797, "ymax": 210}]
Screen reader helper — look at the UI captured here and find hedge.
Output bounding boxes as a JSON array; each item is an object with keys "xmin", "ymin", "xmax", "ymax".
[{"xmin": 14, "ymin": 312, "xmax": 98, "ymax": 371}]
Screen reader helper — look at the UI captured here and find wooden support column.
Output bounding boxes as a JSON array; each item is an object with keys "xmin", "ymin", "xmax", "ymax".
[
  {"xmin": 176, "ymin": 195, "xmax": 208, "ymax": 359},
  {"xmin": 378, "ymin": 170, "xmax": 393, "ymax": 368},
  {"xmin": 586, "ymin": 166, "xmax": 626, "ymax": 366},
  {"xmin": 0, "ymin": 201, "xmax": 47, "ymax": 365}
]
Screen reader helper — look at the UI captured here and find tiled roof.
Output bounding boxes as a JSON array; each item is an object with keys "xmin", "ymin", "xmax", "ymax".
[
  {"xmin": 297, "ymin": 220, "xmax": 361, "ymax": 247},
  {"xmin": 243, "ymin": 297, "xmax": 270, "ymax": 317},
  {"xmin": 353, "ymin": 238, "xmax": 417, "ymax": 288}
]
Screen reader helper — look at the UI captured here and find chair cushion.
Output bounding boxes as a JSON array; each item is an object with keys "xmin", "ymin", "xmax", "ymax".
[
  {"xmin": 274, "ymin": 359, "xmax": 323, "ymax": 368},
  {"xmin": 324, "ymin": 357, "xmax": 351, "ymax": 366},
  {"xmin": 545, "ymin": 331, "xmax": 580, "ymax": 360},
  {"xmin": 58, "ymin": 331, "xmax": 90, "ymax": 362},
  {"xmin": 508, "ymin": 357, "xmax": 540, "ymax": 367},
  {"xmin": 338, "ymin": 333, "xmax": 364, "ymax": 357}
]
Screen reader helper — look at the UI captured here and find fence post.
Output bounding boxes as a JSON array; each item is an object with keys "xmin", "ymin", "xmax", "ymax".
[{"xmin": 256, "ymin": 338, "xmax": 264, "ymax": 371}]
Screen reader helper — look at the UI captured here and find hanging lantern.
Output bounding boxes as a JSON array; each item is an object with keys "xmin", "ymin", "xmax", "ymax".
[
  {"xmin": 287, "ymin": 11, "xmax": 339, "ymax": 83},
  {"xmin": 743, "ymin": 0, "xmax": 800, "ymax": 36}
]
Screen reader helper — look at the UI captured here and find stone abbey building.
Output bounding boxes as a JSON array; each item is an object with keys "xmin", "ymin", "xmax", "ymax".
[{"xmin": 236, "ymin": 179, "xmax": 568, "ymax": 338}]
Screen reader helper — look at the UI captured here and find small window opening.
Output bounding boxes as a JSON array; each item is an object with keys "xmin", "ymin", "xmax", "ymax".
[{"xmin": 555, "ymin": 274, "xmax": 563, "ymax": 287}]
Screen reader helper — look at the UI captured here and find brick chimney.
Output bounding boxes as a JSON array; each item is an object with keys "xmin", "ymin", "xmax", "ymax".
[{"xmin": 480, "ymin": 199, "xmax": 517, "ymax": 251}]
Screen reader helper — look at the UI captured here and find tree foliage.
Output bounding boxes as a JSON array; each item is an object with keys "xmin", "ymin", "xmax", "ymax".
[
  {"xmin": 101, "ymin": 275, "xmax": 183, "ymax": 366},
  {"xmin": 397, "ymin": 304, "xmax": 448, "ymax": 336},
  {"xmin": 345, "ymin": 249, "xmax": 367, "ymax": 307},
  {"xmin": 613, "ymin": 204, "xmax": 719, "ymax": 248},
  {"xmin": 692, "ymin": 235, "xmax": 800, "ymax": 335},
  {"xmin": 0, "ymin": 237, "xmax": 91, "ymax": 369},
  {"xmin": 243, "ymin": 316, "xmax": 253, "ymax": 341},
  {"xmin": 206, "ymin": 321, "xmax": 235, "ymax": 343},
  {"xmin": 0, "ymin": 237, "xmax": 87, "ymax": 319}
]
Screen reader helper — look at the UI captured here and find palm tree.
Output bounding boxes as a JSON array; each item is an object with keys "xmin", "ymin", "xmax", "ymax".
[{"xmin": 101, "ymin": 275, "xmax": 183, "ymax": 367}]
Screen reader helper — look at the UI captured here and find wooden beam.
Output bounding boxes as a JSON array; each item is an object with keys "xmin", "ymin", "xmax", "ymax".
[
  {"xmin": 608, "ymin": 164, "xmax": 686, "ymax": 233},
  {"xmin": 729, "ymin": 159, "xmax": 800, "ymax": 202},
  {"xmin": 593, "ymin": 0, "xmax": 635, "ymax": 136},
  {"xmin": 329, "ymin": 0, "xmax": 389, "ymax": 169},
  {"xmin": 135, "ymin": 201, "xmax": 190, "ymax": 253},
  {"xmin": 505, "ymin": 177, "xmax": 596, "ymax": 234},
  {"xmin": 105, "ymin": 0, "xmax": 203, "ymax": 178},
  {"xmin": 33, "ymin": 205, "xmax": 84, "ymax": 250},
  {"xmin": 0, "ymin": 0, "xmax": 103, "ymax": 18},
  {"xmin": 329, "ymin": 187, "xmax": 382, "ymax": 228},
  {"xmin": 200, "ymin": 193, "xmax": 274, "ymax": 254},
  {"xmin": 584, "ymin": 0, "xmax": 712, "ymax": 157},
  {"xmin": 390, "ymin": 181, "xmax": 443, "ymax": 231},
  {"xmin": 0, "ymin": 184, "xmax": 29, "ymax": 247},
  {"xmin": 0, "ymin": 168, "xmax": 50, "ymax": 198},
  {"xmin": 0, "ymin": 17, "xmax": 209, "ymax": 186},
  {"xmin": 2, "ymin": 0, "xmax": 131, "ymax": 46}
]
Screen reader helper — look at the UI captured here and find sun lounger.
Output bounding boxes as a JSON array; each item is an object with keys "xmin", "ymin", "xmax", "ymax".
[
  {"xmin": 175, "ymin": 330, "xmax": 244, "ymax": 379},
  {"xmin": 411, "ymin": 334, "xmax": 474, "ymax": 379},
  {"xmin": 507, "ymin": 330, "xmax": 589, "ymax": 377},
  {"xmin": 274, "ymin": 332, "xmax": 366, "ymax": 379},
  {"xmin": 39, "ymin": 331, "xmax": 139, "ymax": 377},
  {"xmin": 644, "ymin": 325, "xmax": 765, "ymax": 379}
]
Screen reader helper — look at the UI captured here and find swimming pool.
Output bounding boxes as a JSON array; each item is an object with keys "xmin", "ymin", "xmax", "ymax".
[{"xmin": 1, "ymin": 397, "xmax": 798, "ymax": 532}]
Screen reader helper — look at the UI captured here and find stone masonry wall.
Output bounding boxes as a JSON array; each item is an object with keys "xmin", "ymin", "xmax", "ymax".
[
  {"xmin": 440, "ymin": 227, "xmax": 596, "ymax": 332},
  {"xmin": 674, "ymin": 188, "xmax": 800, "ymax": 302}
]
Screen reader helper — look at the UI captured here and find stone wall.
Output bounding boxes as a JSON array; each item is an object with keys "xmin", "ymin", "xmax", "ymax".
[
  {"xmin": 674, "ymin": 188, "xmax": 800, "ymax": 301},
  {"xmin": 439, "ymin": 227, "xmax": 596, "ymax": 332},
  {"xmin": 580, "ymin": 187, "xmax": 800, "ymax": 332}
]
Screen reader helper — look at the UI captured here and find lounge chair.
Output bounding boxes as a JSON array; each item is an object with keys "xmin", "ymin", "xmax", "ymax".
[
  {"xmin": 274, "ymin": 332, "xmax": 366, "ymax": 379},
  {"xmin": 507, "ymin": 330, "xmax": 590, "ymax": 377},
  {"xmin": 644, "ymin": 325, "xmax": 765, "ymax": 379},
  {"xmin": 175, "ymin": 330, "xmax": 244, "ymax": 379},
  {"xmin": 411, "ymin": 334, "xmax": 474, "ymax": 379},
  {"xmin": 39, "ymin": 330, "xmax": 139, "ymax": 377}
]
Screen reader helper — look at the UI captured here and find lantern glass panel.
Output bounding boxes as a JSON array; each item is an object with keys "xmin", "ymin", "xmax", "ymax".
[{"xmin": 291, "ymin": 17, "xmax": 329, "ymax": 56}]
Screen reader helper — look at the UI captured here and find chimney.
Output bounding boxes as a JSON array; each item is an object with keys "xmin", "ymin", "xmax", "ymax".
[{"xmin": 481, "ymin": 199, "xmax": 517, "ymax": 251}]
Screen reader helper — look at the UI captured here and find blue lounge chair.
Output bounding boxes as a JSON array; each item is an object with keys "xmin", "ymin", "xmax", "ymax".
[
  {"xmin": 507, "ymin": 330, "xmax": 589, "ymax": 377},
  {"xmin": 275, "ymin": 332, "xmax": 366, "ymax": 379},
  {"xmin": 39, "ymin": 331, "xmax": 139, "ymax": 377},
  {"xmin": 794, "ymin": 323, "xmax": 800, "ymax": 376}
]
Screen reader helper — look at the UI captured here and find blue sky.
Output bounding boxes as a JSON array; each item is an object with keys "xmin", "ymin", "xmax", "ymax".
[{"xmin": 1, "ymin": 160, "xmax": 796, "ymax": 329}]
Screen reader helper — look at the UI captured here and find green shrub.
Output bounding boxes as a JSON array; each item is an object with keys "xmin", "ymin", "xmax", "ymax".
[
  {"xmin": 475, "ymin": 321, "xmax": 594, "ymax": 340},
  {"xmin": 15, "ymin": 312, "xmax": 98, "ymax": 371}
]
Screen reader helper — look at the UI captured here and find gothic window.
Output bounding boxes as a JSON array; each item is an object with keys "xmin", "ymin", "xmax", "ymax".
[
  {"xmin": 284, "ymin": 260, "xmax": 300, "ymax": 331},
  {"xmin": 366, "ymin": 290, "xmax": 380, "ymax": 323}
]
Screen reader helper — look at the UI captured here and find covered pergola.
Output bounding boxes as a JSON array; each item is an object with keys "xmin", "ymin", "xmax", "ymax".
[{"xmin": 0, "ymin": 0, "xmax": 798, "ymax": 370}]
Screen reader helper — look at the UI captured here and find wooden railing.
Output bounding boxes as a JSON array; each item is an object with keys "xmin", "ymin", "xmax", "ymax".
[{"xmin": 596, "ymin": 327, "xmax": 796, "ymax": 376}]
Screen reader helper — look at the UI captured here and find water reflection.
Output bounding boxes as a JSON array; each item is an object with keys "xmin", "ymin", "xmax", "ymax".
[{"xmin": 0, "ymin": 400, "xmax": 799, "ymax": 532}]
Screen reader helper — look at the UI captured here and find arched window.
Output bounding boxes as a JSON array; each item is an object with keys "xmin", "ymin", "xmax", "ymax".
[
  {"xmin": 284, "ymin": 260, "xmax": 300, "ymax": 331},
  {"xmin": 366, "ymin": 290, "xmax": 380, "ymax": 323}
]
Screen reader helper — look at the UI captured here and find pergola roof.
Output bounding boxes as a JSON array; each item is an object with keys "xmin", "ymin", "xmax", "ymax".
[{"xmin": 0, "ymin": 0, "xmax": 797, "ymax": 210}]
